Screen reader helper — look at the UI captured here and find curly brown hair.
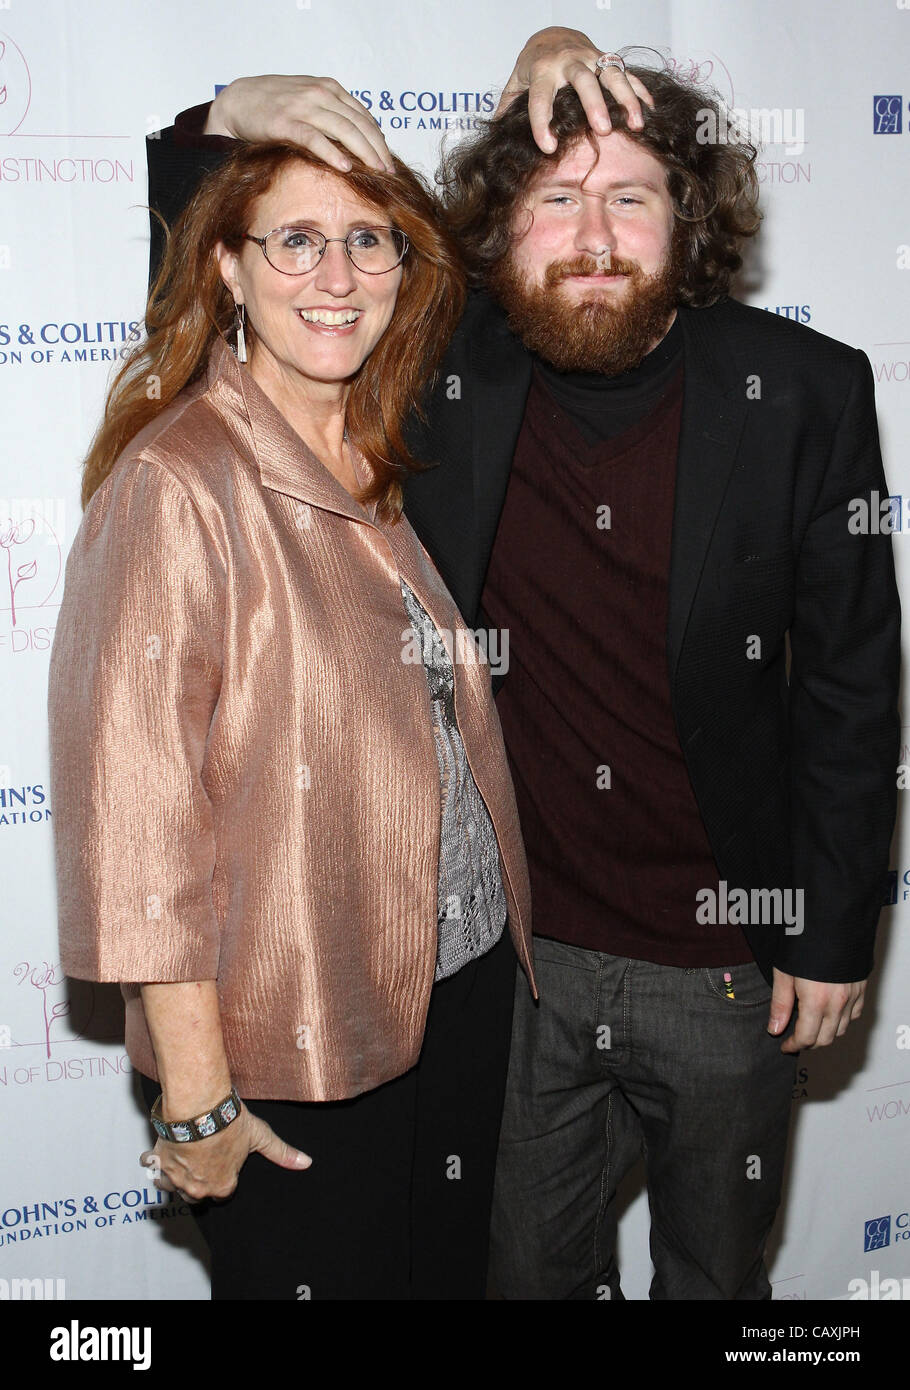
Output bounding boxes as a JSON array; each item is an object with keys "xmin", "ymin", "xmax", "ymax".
[{"xmin": 436, "ymin": 62, "xmax": 761, "ymax": 308}]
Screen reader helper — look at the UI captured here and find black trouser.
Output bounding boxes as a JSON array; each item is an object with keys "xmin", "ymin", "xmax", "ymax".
[{"xmin": 138, "ymin": 927, "xmax": 518, "ymax": 1300}]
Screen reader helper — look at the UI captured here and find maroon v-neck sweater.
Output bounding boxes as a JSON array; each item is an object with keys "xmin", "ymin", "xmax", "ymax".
[{"xmin": 481, "ymin": 330, "xmax": 753, "ymax": 966}]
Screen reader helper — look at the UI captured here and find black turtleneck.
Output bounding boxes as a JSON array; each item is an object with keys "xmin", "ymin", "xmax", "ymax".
[{"xmin": 534, "ymin": 311, "xmax": 684, "ymax": 445}]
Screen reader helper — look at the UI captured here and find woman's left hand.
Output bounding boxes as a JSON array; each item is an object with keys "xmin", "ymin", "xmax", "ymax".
[
  {"xmin": 495, "ymin": 26, "xmax": 655, "ymax": 152},
  {"xmin": 140, "ymin": 1103, "xmax": 311, "ymax": 1205}
]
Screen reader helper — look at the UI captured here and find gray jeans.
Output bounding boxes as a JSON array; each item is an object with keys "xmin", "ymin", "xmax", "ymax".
[{"xmin": 489, "ymin": 938, "xmax": 797, "ymax": 1300}]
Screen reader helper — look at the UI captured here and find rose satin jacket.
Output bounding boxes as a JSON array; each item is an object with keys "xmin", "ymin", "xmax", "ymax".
[{"xmin": 48, "ymin": 337, "xmax": 535, "ymax": 1101}]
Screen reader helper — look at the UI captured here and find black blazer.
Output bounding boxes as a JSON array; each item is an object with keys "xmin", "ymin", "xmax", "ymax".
[{"xmin": 147, "ymin": 126, "xmax": 900, "ymax": 986}]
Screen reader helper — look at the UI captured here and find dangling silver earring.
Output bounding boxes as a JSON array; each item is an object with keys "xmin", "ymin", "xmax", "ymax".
[{"xmin": 235, "ymin": 303, "xmax": 247, "ymax": 363}]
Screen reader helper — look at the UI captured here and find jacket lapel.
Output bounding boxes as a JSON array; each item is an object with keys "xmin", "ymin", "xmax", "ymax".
[
  {"xmin": 205, "ymin": 337, "xmax": 372, "ymax": 524},
  {"xmin": 469, "ymin": 301, "xmax": 534, "ymax": 580},
  {"xmin": 666, "ymin": 302, "xmax": 748, "ymax": 685}
]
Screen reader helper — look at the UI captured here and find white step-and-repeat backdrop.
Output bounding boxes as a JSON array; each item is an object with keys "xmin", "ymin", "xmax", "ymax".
[{"xmin": 1, "ymin": 0, "xmax": 908, "ymax": 1302}]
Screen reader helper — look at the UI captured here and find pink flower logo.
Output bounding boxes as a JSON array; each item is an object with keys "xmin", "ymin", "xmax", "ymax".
[{"xmin": 0, "ymin": 34, "xmax": 31, "ymax": 135}]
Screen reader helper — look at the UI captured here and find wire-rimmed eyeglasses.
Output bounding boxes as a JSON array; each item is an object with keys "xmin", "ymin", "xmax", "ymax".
[{"xmin": 244, "ymin": 224, "xmax": 410, "ymax": 276}]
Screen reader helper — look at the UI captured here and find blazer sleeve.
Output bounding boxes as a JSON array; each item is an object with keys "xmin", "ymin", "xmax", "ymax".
[
  {"xmin": 146, "ymin": 103, "xmax": 237, "ymax": 288},
  {"xmin": 775, "ymin": 349, "xmax": 901, "ymax": 982},
  {"xmin": 48, "ymin": 458, "xmax": 225, "ymax": 983}
]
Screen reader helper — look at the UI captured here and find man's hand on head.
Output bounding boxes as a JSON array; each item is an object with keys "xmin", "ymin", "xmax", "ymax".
[
  {"xmin": 204, "ymin": 74, "xmax": 395, "ymax": 172},
  {"xmin": 495, "ymin": 27, "xmax": 655, "ymax": 152},
  {"xmin": 768, "ymin": 969, "xmax": 867, "ymax": 1053}
]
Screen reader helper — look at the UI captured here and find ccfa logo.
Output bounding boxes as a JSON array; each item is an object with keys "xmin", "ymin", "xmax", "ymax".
[
  {"xmin": 873, "ymin": 96, "xmax": 903, "ymax": 134},
  {"xmin": 864, "ymin": 1215, "xmax": 891, "ymax": 1251}
]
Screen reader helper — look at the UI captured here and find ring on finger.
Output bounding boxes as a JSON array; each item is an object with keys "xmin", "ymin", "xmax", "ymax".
[{"xmin": 594, "ymin": 53, "xmax": 626, "ymax": 76}]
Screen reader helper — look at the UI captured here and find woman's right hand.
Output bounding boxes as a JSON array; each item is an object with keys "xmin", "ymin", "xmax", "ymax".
[
  {"xmin": 141, "ymin": 1104, "xmax": 311, "ymax": 1203},
  {"xmin": 205, "ymin": 75, "xmax": 394, "ymax": 173}
]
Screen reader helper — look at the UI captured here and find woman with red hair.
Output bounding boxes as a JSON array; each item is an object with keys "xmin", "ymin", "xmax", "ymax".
[{"xmin": 48, "ymin": 139, "xmax": 534, "ymax": 1300}]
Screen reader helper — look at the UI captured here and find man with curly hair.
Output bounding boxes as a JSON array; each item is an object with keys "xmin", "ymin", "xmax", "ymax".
[
  {"xmin": 434, "ymin": 62, "xmax": 898, "ymax": 1302},
  {"xmin": 146, "ymin": 29, "xmax": 899, "ymax": 1300}
]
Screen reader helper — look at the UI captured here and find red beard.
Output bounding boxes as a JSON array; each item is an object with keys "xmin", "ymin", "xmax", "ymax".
[{"xmin": 488, "ymin": 235, "xmax": 685, "ymax": 376}]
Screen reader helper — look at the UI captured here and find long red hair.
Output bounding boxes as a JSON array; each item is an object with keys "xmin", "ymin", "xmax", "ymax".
[{"xmin": 81, "ymin": 141, "xmax": 466, "ymax": 521}]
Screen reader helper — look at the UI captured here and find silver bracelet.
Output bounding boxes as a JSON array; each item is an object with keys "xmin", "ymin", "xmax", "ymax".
[{"xmin": 150, "ymin": 1086, "xmax": 242, "ymax": 1143}]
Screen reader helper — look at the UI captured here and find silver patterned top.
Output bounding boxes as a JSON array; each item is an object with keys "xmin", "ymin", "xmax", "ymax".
[{"xmin": 399, "ymin": 578, "xmax": 507, "ymax": 981}]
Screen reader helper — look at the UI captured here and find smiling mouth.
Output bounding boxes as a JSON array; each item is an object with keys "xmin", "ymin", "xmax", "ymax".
[{"xmin": 296, "ymin": 308, "xmax": 363, "ymax": 326}]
